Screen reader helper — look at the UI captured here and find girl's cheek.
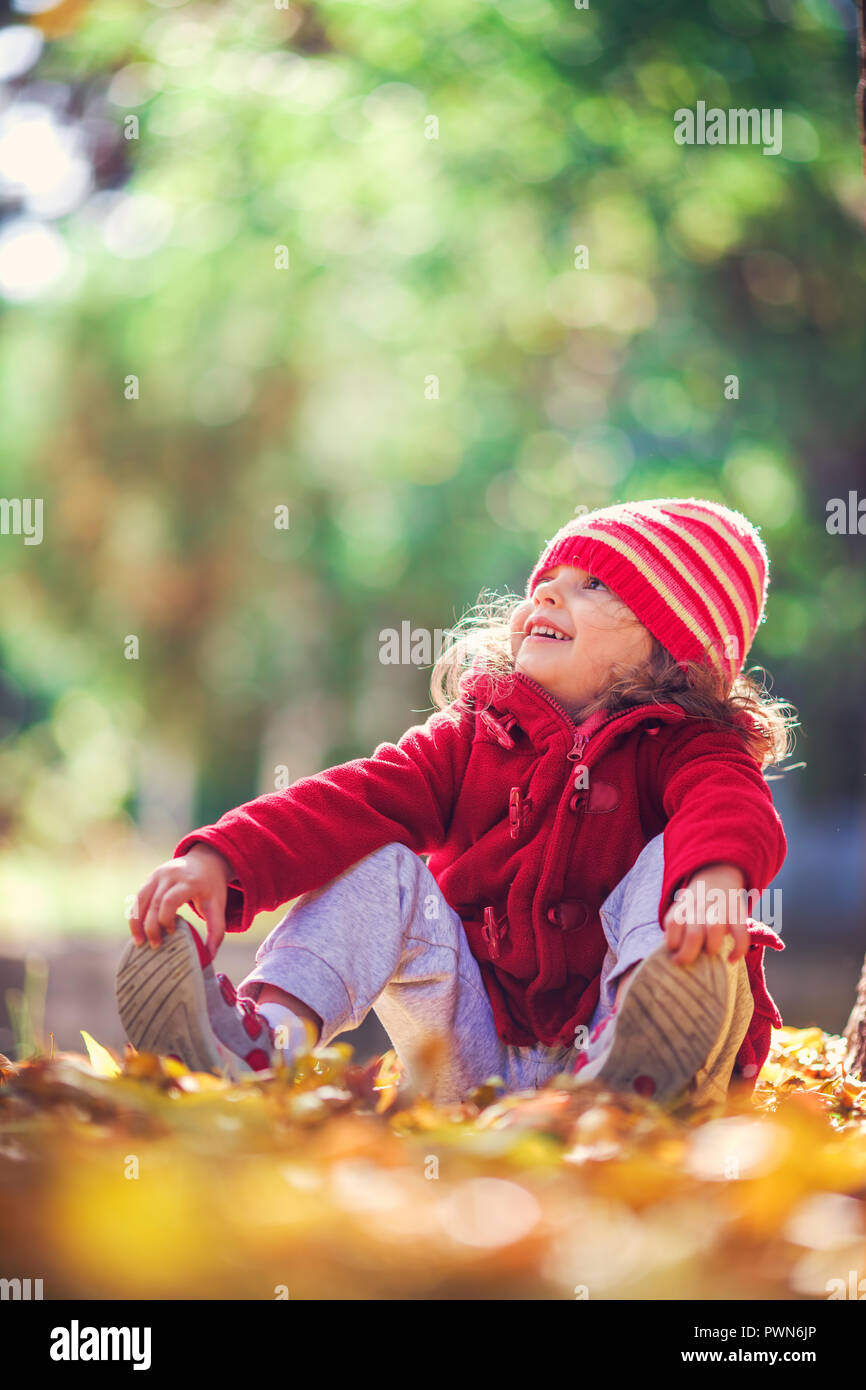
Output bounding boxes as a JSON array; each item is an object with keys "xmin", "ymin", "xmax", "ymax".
[
  {"xmin": 510, "ymin": 599, "xmax": 532, "ymax": 633},
  {"xmin": 510, "ymin": 600, "xmax": 532, "ymax": 657}
]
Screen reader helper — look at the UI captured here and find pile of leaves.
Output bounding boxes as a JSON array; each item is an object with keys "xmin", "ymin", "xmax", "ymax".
[{"xmin": 2, "ymin": 1027, "xmax": 865, "ymax": 1300}]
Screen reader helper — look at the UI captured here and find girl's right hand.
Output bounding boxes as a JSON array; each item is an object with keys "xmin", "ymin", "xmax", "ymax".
[{"xmin": 129, "ymin": 842, "xmax": 233, "ymax": 957}]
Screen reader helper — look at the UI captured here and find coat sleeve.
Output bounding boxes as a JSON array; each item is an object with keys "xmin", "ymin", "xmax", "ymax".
[
  {"xmin": 653, "ymin": 721, "xmax": 787, "ymax": 924},
  {"xmin": 173, "ymin": 708, "xmax": 472, "ymax": 932}
]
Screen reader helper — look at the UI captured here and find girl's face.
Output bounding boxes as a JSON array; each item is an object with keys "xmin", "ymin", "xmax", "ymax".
[{"xmin": 509, "ymin": 564, "xmax": 653, "ymax": 718}]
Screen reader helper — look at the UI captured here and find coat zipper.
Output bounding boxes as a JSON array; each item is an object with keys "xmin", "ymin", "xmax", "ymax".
[
  {"xmin": 511, "ymin": 669, "xmax": 660, "ymax": 767},
  {"xmin": 485, "ymin": 671, "xmax": 682, "ymax": 962},
  {"xmin": 505, "ymin": 684, "xmax": 596, "ymax": 842},
  {"xmin": 568, "ymin": 729, "xmax": 590, "ymax": 763},
  {"xmin": 509, "ymin": 671, "xmax": 681, "ymax": 945}
]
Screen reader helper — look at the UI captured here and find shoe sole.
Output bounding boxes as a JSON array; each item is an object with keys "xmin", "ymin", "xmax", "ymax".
[
  {"xmin": 582, "ymin": 941, "xmax": 735, "ymax": 1102},
  {"xmin": 116, "ymin": 920, "xmax": 232, "ymax": 1076}
]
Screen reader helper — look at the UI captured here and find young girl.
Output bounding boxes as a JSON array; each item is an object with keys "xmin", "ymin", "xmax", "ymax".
[{"xmin": 118, "ymin": 498, "xmax": 793, "ymax": 1107}]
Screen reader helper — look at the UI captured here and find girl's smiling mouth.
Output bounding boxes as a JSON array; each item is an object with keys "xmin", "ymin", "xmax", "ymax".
[{"xmin": 524, "ymin": 619, "xmax": 573, "ymax": 642}]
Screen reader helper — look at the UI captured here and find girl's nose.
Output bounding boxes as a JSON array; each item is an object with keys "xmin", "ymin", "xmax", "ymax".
[{"xmin": 535, "ymin": 582, "xmax": 563, "ymax": 605}]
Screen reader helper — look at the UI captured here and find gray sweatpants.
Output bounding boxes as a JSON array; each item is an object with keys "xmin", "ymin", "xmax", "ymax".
[{"xmin": 238, "ymin": 836, "xmax": 669, "ymax": 1104}]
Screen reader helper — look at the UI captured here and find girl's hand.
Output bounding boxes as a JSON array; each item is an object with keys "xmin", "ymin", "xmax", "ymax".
[
  {"xmin": 129, "ymin": 842, "xmax": 233, "ymax": 957},
  {"xmin": 661, "ymin": 863, "xmax": 750, "ymax": 966}
]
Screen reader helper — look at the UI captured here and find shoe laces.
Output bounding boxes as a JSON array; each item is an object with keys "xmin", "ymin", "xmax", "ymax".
[{"xmin": 217, "ymin": 973, "xmax": 265, "ymax": 1039}]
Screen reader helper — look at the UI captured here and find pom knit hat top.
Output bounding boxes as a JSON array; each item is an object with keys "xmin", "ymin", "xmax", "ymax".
[{"xmin": 526, "ymin": 498, "xmax": 769, "ymax": 683}]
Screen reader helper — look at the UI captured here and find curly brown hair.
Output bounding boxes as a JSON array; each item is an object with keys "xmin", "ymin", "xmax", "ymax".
[{"xmin": 430, "ymin": 589, "xmax": 798, "ymax": 773}]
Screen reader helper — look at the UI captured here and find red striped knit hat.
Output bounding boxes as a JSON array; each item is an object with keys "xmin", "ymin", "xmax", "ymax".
[{"xmin": 526, "ymin": 498, "xmax": 769, "ymax": 683}]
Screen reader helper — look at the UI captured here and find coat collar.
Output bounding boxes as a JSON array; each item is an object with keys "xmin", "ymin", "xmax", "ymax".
[{"xmin": 457, "ymin": 664, "xmax": 686, "ymax": 751}]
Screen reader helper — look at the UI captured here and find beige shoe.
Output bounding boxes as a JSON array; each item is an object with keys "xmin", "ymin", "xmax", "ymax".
[
  {"xmin": 574, "ymin": 937, "xmax": 752, "ymax": 1104},
  {"xmin": 685, "ymin": 950, "xmax": 754, "ymax": 1106}
]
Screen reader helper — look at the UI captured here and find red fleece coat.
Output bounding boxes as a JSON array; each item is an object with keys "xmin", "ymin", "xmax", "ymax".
[{"xmin": 175, "ymin": 666, "xmax": 786, "ymax": 1084}]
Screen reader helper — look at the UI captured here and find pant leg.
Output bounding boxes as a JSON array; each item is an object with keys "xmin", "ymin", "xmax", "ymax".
[
  {"xmin": 236, "ymin": 842, "xmax": 541, "ymax": 1104},
  {"xmin": 579, "ymin": 833, "xmax": 753, "ymax": 1099},
  {"xmin": 510, "ymin": 838, "xmax": 672, "ymax": 1089},
  {"xmin": 587, "ymin": 834, "xmax": 669, "ymax": 1033}
]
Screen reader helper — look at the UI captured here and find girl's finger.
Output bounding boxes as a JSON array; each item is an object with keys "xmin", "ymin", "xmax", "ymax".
[
  {"xmin": 672, "ymin": 921, "xmax": 704, "ymax": 966},
  {"xmin": 129, "ymin": 881, "xmax": 156, "ymax": 941},
  {"xmin": 156, "ymin": 882, "xmax": 193, "ymax": 931},
  {"xmin": 200, "ymin": 895, "xmax": 226, "ymax": 959},
  {"xmin": 663, "ymin": 910, "xmax": 684, "ymax": 952},
  {"xmin": 143, "ymin": 880, "xmax": 189, "ymax": 947},
  {"xmin": 129, "ymin": 895, "xmax": 146, "ymax": 945},
  {"xmin": 704, "ymin": 917, "xmax": 727, "ymax": 957},
  {"xmin": 727, "ymin": 922, "xmax": 750, "ymax": 963},
  {"xmin": 142, "ymin": 884, "xmax": 169, "ymax": 947}
]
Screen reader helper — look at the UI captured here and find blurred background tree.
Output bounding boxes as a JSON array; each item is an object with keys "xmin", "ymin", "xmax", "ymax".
[{"xmin": 0, "ymin": 0, "xmax": 863, "ymax": 1045}]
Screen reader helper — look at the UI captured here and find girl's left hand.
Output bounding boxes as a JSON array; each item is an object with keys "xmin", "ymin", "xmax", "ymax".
[{"xmin": 662, "ymin": 863, "xmax": 750, "ymax": 966}]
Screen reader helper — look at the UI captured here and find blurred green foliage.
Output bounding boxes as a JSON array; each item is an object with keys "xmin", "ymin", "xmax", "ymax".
[{"xmin": 0, "ymin": 0, "xmax": 864, "ymax": 887}]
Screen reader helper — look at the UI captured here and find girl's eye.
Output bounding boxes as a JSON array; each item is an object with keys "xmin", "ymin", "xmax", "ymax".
[{"xmin": 585, "ymin": 576, "xmax": 607, "ymax": 591}]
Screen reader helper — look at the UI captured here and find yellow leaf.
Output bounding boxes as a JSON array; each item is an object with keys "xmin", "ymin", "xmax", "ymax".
[
  {"xmin": 775, "ymin": 1027, "xmax": 825, "ymax": 1054},
  {"xmin": 836, "ymin": 1076, "xmax": 866, "ymax": 1110},
  {"xmin": 161, "ymin": 1055, "xmax": 191, "ymax": 1078},
  {"xmin": 80, "ymin": 1030, "xmax": 121, "ymax": 1077}
]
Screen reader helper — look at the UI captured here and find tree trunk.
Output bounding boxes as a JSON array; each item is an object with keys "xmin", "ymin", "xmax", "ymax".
[
  {"xmin": 859, "ymin": 0, "xmax": 866, "ymax": 175},
  {"xmin": 845, "ymin": 4, "xmax": 866, "ymax": 1076},
  {"xmin": 845, "ymin": 957, "xmax": 866, "ymax": 1080}
]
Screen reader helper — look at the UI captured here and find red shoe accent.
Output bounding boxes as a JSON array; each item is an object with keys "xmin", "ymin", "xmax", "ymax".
[
  {"xmin": 633, "ymin": 1074, "xmax": 656, "ymax": 1098},
  {"xmin": 244, "ymin": 1048, "xmax": 270, "ymax": 1071},
  {"xmin": 572, "ymin": 1010, "xmax": 617, "ymax": 1076},
  {"xmin": 588, "ymin": 1014, "xmax": 612, "ymax": 1044},
  {"xmin": 184, "ymin": 921, "xmax": 212, "ymax": 968},
  {"xmin": 237, "ymin": 997, "xmax": 263, "ymax": 1039},
  {"xmin": 218, "ymin": 974, "xmax": 237, "ymax": 1005}
]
